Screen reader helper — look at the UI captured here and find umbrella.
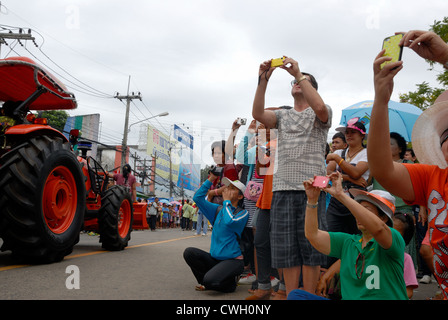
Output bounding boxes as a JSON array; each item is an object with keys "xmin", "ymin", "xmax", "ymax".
[
  {"xmin": 170, "ymin": 201, "xmax": 182, "ymax": 205},
  {"xmin": 158, "ymin": 199, "xmax": 170, "ymax": 204},
  {"xmin": 339, "ymin": 100, "xmax": 422, "ymax": 141}
]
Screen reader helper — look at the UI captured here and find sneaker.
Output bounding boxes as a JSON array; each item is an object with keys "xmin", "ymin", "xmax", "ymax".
[
  {"xmin": 195, "ymin": 284, "xmax": 206, "ymax": 291},
  {"xmin": 238, "ymin": 273, "xmax": 256, "ymax": 285},
  {"xmin": 270, "ymin": 276, "xmax": 280, "ymax": 287},
  {"xmin": 420, "ymin": 275, "xmax": 432, "ymax": 284}
]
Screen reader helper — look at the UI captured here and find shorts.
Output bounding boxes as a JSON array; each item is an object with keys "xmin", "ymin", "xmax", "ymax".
[
  {"xmin": 422, "ymin": 229, "xmax": 430, "ymax": 246},
  {"xmin": 270, "ymin": 190, "xmax": 327, "ymax": 268}
]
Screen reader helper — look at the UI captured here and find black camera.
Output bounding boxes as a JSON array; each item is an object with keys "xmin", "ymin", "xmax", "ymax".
[{"xmin": 209, "ymin": 165, "xmax": 223, "ymax": 176}]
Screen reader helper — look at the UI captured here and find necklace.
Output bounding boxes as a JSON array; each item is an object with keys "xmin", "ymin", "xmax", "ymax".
[{"xmin": 345, "ymin": 147, "xmax": 363, "ymax": 163}]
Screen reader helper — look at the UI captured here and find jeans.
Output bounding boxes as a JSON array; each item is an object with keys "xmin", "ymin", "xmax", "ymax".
[
  {"xmin": 196, "ymin": 212, "xmax": 208, "ymax": 235},
  {"xmin": 181, "ymin": 217, "xmax": 190, "ymax": 230},
  {"xmin": 254, "ymin": 208, "xmax": 273, "ymax": 290},
  {"xmin": 183, "ymin": 247, "xmax": 244, "ymax": 293},
  {"xmin": 148, "ymin": 215, "xmax": 157, "ymax": 230}
]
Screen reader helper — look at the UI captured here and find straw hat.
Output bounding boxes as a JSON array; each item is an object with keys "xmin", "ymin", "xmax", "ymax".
[{"xmin": 412, "ymin": 100, "xmax": 448, "ymax": 169}]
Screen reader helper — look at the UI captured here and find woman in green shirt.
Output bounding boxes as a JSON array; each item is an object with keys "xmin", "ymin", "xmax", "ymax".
[{"xmin": 289, "ymin": 172, "xmax": 408, "ymax": 300}]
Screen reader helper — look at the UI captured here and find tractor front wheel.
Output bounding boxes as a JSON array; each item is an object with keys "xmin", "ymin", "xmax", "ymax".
[{"xmin": 98, "ymin": 185, "xmax": 133, "ymax": 251}]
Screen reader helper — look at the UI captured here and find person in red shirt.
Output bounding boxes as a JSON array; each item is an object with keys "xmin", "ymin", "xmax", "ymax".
[
  {"xmin": 110, "ymin": 164, "xmax": 137, "ymax": 202},
  {"xmin": 207, "ymin": 140, "xmax": 241, "ymax": 205},
  {"xmin": 368, "ymin": 30, "xmax": 448, "ymax": 299}
]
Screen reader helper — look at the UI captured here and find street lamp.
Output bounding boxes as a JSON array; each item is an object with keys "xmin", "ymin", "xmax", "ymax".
[
  {"xmin": 122, "ymin": 111, "xmax": 169, "ymax": 166},
  {"xmin": 128, "ymin": 112, "xmax": 169, "ymax": 132}
]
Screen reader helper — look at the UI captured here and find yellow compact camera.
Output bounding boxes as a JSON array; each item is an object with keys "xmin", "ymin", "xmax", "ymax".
[{"xmin": 271, "ymin": 57, "xmax": 285, "ymax": 67}]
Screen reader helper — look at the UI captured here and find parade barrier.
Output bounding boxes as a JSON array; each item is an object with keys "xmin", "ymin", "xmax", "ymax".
[{"xmin": 132, "ymin": 203, "xmax": 149, "ymax": 229}]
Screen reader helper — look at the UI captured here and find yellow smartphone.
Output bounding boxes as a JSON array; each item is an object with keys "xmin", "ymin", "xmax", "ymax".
[
  {"xmin": 381, "ymin": 34, "xmax": 403, "ymax": 69},
  {"xmin": 271, "ymin": 57, "xmax": 285, "ymax": 67}
]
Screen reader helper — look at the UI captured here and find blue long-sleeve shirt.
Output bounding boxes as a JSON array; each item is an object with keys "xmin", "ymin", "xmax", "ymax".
[{"xmin": 193, "ymin": 180, "xmax": 249, "ymax": 260}]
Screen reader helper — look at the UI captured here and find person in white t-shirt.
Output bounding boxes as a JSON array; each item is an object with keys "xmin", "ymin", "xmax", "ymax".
[
  {"xmin": 146, "ymin": 197, "xmax": 160, "ymax": 231},
  {"xmin": 326, "ymin": 118, "xmax": 370, "ymax": 237}
]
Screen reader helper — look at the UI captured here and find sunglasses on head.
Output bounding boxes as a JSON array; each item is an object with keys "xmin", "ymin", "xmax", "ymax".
[{"xmin": 355, "ymin": 252, "xmax": 365, "ymax": 280}]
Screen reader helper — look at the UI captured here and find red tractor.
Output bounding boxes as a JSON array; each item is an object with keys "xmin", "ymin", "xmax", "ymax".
[{"xmin": 0, "ymin": 57, "xmax": 133, "ymax": 263}]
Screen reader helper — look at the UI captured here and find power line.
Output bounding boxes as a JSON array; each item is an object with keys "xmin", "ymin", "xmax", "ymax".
[
  {"xmin": 0, "ymin": 24, "xmax": 115, "ymax": 99},
  {"xmin": 1, "ymin": 4, "xmax": 128, "ymax": 77},
  {"xmin": 0, "ymin": 22, "xmax": 181, "ymax": 152}
]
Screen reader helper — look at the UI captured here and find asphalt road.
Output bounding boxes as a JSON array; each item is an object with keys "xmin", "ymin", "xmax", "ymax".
[
  {"xmin": 0, "ymin": 228, "xmax": 440, "ymax": 301},
  {"xmin": 0, "ymin": 228, "xmax": 250, "ymax": 300}
]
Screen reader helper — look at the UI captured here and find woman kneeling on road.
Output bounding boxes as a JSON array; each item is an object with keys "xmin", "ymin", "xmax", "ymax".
[{"xmin": 183, "ymin": 172, "xmax": 249, "ymax": 293}]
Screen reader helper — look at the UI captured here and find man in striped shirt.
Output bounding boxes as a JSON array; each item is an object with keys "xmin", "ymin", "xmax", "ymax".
[{"xmin": 252, "ymin": 56, "xmax": 332, "ymax": 297}]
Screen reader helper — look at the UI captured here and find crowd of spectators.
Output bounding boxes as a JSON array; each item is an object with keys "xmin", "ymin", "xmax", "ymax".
[{"xmin": 181, "ymin": 29, "xmax": 448, "ymax": 300}]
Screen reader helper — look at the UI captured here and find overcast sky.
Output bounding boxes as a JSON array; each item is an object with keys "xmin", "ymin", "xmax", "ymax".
[{"xmin": 1, "ymin": 0, "xmax": 446, "ymax": 166}]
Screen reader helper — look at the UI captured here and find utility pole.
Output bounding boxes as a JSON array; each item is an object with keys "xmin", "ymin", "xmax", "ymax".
[
  {"xmin": 142, "ymin": 158, "xmax": 147, "ymax": 194},
  {"xmin": 0, "ymin": 29, "xmax": 36, "ymax": 55},
  {"xmin": 115, "ymin": 76, "xmax": 142, "ymax": 167}
]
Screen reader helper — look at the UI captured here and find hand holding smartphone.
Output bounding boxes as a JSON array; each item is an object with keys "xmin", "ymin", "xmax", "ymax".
[
  {"xmin": 312, "ymin": 176, "xmax": 330, "ymax": 188},
  {"xmin": 381, "ymin": 34, "xmax": 404, "ymax": 69}
]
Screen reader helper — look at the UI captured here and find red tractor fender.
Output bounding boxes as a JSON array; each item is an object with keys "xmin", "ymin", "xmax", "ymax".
[{"xmin": 5, "ymin": 124, "xmax": 69, "ymax": 142}]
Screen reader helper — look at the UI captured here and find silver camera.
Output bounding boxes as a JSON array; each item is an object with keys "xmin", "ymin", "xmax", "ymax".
[{"xmin": 236, "ymin": 117, "xmax": 247, "ymax": 125}]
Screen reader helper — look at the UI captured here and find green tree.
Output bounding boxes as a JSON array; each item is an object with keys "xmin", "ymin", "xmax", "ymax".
[
  {"xmin": 39, "ymin": 110, "xmax": 69, "ymax": 132},
  {"xmin": 200, "ymin": 165, "xmax": 213, "ymax": 183},
  {"xmin": 399, "ymin": 82, "xmax": 444, "ymax": 110},
  {"xmin": 399, "ymin": 17, "xmax": 448, "ymax": 110}
]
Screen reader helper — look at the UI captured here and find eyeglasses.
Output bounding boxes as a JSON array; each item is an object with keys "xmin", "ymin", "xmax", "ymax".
[
  {"xmin": 290, "ymin": 79, "xmax": 298, "ymax": 87},
  {"xmin": 355, "ymin": 252, "xmax": 365, "ymax": 279},
  {"xmin": 290, "ymin": 79, "xmax": 307, "ymax": 87}
]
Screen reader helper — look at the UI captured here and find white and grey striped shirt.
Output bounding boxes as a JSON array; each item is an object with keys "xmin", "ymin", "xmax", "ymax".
[{"xmin": 273, "ymin": 105, "xmax": 332, "ymax": 192}]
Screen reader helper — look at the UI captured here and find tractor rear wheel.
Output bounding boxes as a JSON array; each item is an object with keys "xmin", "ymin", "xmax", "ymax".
[
  {"xmin": 0, "ymin": 135, "xmax": 85, "ymax": 263},
  {"xmin": 98, "ymin": 185, "xmax": 133, "ymax": 250}
]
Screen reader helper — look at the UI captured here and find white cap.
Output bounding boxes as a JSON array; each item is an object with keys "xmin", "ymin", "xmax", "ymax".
[{"xmin": 221, "ymin": 177, "xmax": 246, "ymax": 194}]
